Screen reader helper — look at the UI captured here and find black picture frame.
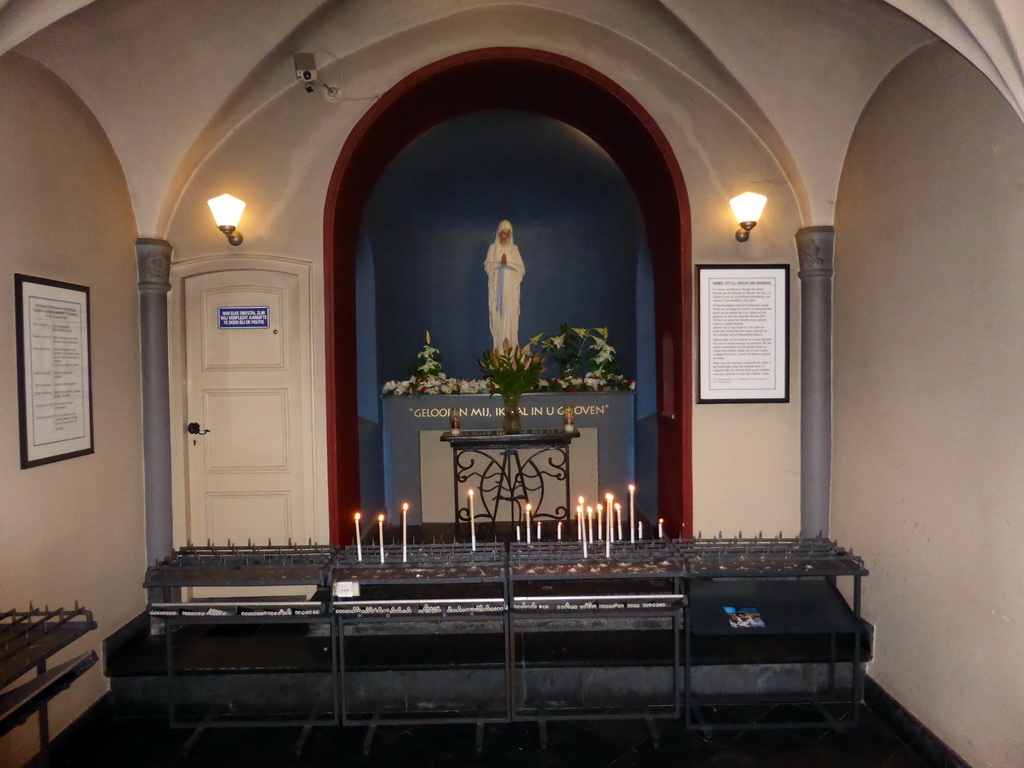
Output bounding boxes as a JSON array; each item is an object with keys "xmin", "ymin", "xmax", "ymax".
[
  {"xmin": 696, "ymin": 264, "xmax": 790, "ymax": 404},
  {"xmin": 15, "ymin": 274, "xmax": 95, "ymax": 468}
]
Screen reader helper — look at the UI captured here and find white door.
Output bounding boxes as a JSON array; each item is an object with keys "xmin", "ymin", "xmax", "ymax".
[{"xmin": 183, "ymin": 269, "xmax": 311, "ymax": 546}]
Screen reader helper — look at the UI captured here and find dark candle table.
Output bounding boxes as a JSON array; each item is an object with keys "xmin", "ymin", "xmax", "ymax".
[{"xmin": 441, "ymin": 428, "xmax": 579, "ymax": 533}]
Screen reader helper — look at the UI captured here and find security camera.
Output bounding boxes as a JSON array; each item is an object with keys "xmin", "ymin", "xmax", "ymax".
[{"xmin": 294, "ymin": 53, "xmax": 320, "ymax": 93}]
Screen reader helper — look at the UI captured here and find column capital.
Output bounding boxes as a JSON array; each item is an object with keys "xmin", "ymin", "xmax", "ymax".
[
  {"xmin": 136, "ymin": 238, "xmax": 172, "ymax": 291},
  {"xmin": 795, "ymin": 225, "xmax": 835, "ymax": 279}
]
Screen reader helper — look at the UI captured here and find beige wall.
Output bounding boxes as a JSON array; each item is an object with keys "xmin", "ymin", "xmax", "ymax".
[
  {"xmin": 834, "ymin": 41, "xmax": 1024, "ymax": 767},
  {"xmin": 166, "ymin": 15, "xmax": 804, "ymax": 540},
  {"xmin": 0, "ymin": 53, "xmax": 145, "ymax": 766}
]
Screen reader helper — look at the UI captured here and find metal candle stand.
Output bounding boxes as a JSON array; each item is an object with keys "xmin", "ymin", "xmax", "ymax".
[
  {"xmin": 679, "ymin": 537, "xmax": 868, "ymax": 732},
  {"xmin": 1, "ymin": 605, "xmax": 97, "ymax": 767},
  {"xmin": 331, "ymin": 542, "xmax": 508, "ymax": 755},
  {"xmin": 142, "ymin": 535, "xmax": 868, "ymax": 753},
  {"xmin": 507, "ymin": 540, "xmax": 687, "ymax": 749},
  {"xmin": 442, "ymin": 429, "xmax": 578, "ymax": 531},
  {"xmin": 143, "ymin": 543, "xmax": 340, "ymax": 755}
]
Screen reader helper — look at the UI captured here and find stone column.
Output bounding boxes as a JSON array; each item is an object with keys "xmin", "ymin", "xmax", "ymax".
[
  {"xmin": 795, "ymin": 226, "xmax": 835, "ymax": 538},
  {"xmin": 136, "ymin": 238, "xmax": 173, "ymax": 564}
]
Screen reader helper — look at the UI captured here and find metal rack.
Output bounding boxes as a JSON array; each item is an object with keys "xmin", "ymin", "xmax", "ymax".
[
  {"xmin": 331, "ymin": 542, "xmax": 508, "ymax": 754},
  {"xmin": 143, "ymin": 543, "xmax": 339, "ymax": 753},
  {"xmin": 140, "ymin": 536, "xmax": 870, "ymax": 750},
  {"xmin": 1, "ymin": 605, "xmax": 97, "ymax": 767},
  {"xmin": 442, "ymin": 429, "xmax": 579, "ymax": 529},
  {"xmin": 144, "ymin": 542, "xmax": 336, "ymax": 598},
  {"xmin": 679, "ymin": 537, "xmax": 868, "ymax": 732},
  {"xmin": 507, "ymin": 540, "xmax": 687, "ymax": 746}
]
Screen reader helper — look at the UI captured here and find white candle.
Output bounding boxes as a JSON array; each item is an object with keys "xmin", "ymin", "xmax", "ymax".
[
  {"xmin": 638, "ymin": 520, "xmax": 643, "ymax": 540},
  {"xmin": 468, "ymin": 489, "xmax": 476, "ymax": 552},
  {"xmin": 658, "ymin": 518, "xmax": 664, "ymax": 538},
  {"xmin": 516, "ymin": 524, "xmax": 521, "ymax": 542},
  {"xmin": 615, "ymin": 503, "xmax": 623, "ymax": 541},
  {"xmin": 582, "ymin": 524, "xmax": 588, "ymax": 558},
  {"xmin": 628, "ymin": 484, "xmax": 636, "ymax": 544},
  {"xmin": 354, "ymin": 512, "xmax": 362, "ymax": 562},
  {"xmin": 557, "ymin": 521, "xmax": 562, "ymax": 541},
  {"xmin": 597, "ymin": 504, "xmax": 603, "ymax": 541},
  {"xmin": 537, "ymin": 521, "xmax": 541, "ymax": 540},
  {"xmin": 378, "ymin": 514, "xmax": 386, "ymax": 564},
  {"xmin": 577, "ymin": 505, "xmax": 583, "ymax": 540},
  {"xmin": 606, "ymin": 534, "xmax": 611, "ymax": 559},
  {"xmin": 402, "ymin": 502, "xmax": 409, "ymax": 562},
  {"xmin": 587, "ymin": 507, "xmax": 594, "ymax": 544},
  {"xmin": 525, "ymin": 503, "xmax": 532, "ymax": 544},
  {"xmin": 605, "ymin": 494, "xmax": 614, "ymax": 539}
]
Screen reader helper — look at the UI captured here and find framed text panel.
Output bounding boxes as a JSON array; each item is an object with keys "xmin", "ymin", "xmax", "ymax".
[
  {"xmin": 15, "ymin": 274, "xmax": 94, "ymax": 468},
  {"xmin": 696, "ymin": 265, "xmax": 790, "ymax": 403}
]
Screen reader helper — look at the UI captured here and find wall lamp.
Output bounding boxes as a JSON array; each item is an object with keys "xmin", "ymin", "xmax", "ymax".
[
  {"xmin": 207, "ymin": 193, "xmax": 246, "ymax": 246},
  {"xmin": 729, "ymin": 192, "xmax": 767, "ymax": 242}
]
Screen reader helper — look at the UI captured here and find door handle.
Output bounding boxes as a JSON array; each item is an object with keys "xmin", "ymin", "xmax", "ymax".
[{"xmin": 187, "ymin": 422, "xmax": 210, "ymax": 436}]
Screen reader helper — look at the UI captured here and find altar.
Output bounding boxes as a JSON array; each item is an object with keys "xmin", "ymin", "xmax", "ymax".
[{"xmin": 382, "ymin": 392, "xmax": 634, "ymax": 524}]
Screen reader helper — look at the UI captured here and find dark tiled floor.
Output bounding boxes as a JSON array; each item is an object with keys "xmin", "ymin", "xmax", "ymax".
[{"xmin": 55, "ymin": 704, "xmax": 931, "ymax": 768}]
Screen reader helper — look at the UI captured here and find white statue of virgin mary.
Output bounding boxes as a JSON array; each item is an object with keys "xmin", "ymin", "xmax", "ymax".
[{"xmin": 484, "ymin": 220, "xmax": 525, "ymax": 350}]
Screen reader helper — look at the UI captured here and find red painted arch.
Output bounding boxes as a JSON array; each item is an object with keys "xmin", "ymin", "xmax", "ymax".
[{"xmin": 324, "ymin": 47, "xmax": 692, "ymax": 543}]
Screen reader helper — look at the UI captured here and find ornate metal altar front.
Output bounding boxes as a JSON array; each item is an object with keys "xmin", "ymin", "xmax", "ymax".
[{"xmin": 441, "ymin": 429, "xmax": 579, "ymax": 532}]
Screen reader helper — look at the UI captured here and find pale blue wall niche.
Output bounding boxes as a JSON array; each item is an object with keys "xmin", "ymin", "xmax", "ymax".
[
  {"xmin": 360, "ymin": 109, "xmax": 654, "ymax": 517},
  {"xmin": 363, "ymin": 110, "xmax": 644, "ymax": 381}
]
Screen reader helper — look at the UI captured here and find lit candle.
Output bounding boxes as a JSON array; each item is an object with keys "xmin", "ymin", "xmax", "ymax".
[
  {"xmin": 582, "ymin": 521, "xmax": 588, "ymax": 558},
  {"xmin": 606, "ymin": 533, "xmax": 611, "ymax": 559},
  {"xmin": 537, "ymin": 520, "xmax": 542, "ymax": 540},
  {"xmin": 628, "ymin": 484, "xmax": 636, "ymax": 544},
  {"xmin": 577, "ymin": 505, "xmax": 583, "ymax": 540},
  {"xmin": 402, "ymin": 502, "xmax": 409, "ymax": 562},
  {"xmin": 587, "ymin": 506, "xmax": 594, "ymax": 544},
  {"xmin": 525, "ymin": 503, "xmax": 532, "ymax": 544},
  {"xmin": 597, "ymin": 504, "xmax": 603, "ymax": 541},
  {"xmin": 659, "ymin": 518, "xmax": 664, "ymax": 538},
  {"xmin": 605, "ymin": 494, "xmax": 614, "ymax": 539},
  {"xmin": 354, "ymin": 512, "xmax": 362, "ymax": 562},
  {"xmin": 557, "ymin": 521, "xmax": 563, "ymax": 541},
  {"xmin": 378, "ymin": 513, "xmax": 386, "ymax": 564},
  {"xmin": 615, "ymin": 503, "xmax": 623, "ymax": 541},
  {"xmin": 638, "ymin": 519, "xmax": 643, "ymax": 540},
  {"xmin": 468, "ymin": 489, "xmax": 476, "ymax": 552}
]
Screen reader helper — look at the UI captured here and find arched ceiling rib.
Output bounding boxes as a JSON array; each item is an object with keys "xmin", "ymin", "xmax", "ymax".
[
  {"xmin": 886, "ymin": 0, "xmax": 1024, "ymax": 122},
  {"xmin": 3, "ymin": 0, "xmax": 1021, "ymax": 235}
]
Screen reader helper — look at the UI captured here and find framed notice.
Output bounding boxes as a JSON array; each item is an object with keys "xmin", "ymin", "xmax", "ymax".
[
  {"xmin": 15, "ymin": 274, "xmax": 94, "ymax": 468},
  {"xmin": 697, "ymin": 265, "xmax": 789, "ymax": 403}
]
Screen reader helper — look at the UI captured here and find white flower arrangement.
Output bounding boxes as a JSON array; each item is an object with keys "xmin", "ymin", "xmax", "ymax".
[
  {"xmin": 382, "ymin": 374, "xmax": 634, "ymax": 396},
  {"xmin": 382, "ymin": 377, "xmax": 495, "ymax": 396},
  {"xmin": 382, "ymin": 328, "xmax": 635, "ymax": 396}
]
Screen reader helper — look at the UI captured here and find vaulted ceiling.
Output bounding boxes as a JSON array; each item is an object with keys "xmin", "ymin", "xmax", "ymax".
[{"xmin": 3, "ymin": 0, "xmax": 1020, "ymax": 235}]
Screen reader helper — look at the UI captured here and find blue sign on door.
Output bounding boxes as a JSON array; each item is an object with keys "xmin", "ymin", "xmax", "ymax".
[{"xmin": 218, "ymin": 306, "xmax": 270, "ymax": 329}]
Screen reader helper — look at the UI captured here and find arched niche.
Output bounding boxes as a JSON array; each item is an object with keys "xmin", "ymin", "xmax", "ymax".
[{"xmin": 324, "ymin": 47, "xmax": 692, "ymax": 542}]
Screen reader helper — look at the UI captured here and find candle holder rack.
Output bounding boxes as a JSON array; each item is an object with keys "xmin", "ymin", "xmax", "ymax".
[
  {"xmin": 679, "ymin": 536, "xmax": 868, "ymax": 732},
  {"xmin": 331, "ymin": 542, "xmax": 509, "ymax": 754},
  {"xmin": 507, "ymin": 541, "xmax": 687, "ymax": 745},
  {"xmin": 143, "ymin": 543, "xmax": 339, "ymax": 752},
  {"xmin": 137, "ymin": 535, "xmax": 869, "ymax": 752},
  {"xmin": 1, "ymin": 605, "xmax": 97, "ymax": 764}
]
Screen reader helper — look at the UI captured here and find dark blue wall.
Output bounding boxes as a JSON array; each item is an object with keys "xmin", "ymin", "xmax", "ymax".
[{"xmin": 363, "ymin": 110, "xmax": 644, "ymax": 383}]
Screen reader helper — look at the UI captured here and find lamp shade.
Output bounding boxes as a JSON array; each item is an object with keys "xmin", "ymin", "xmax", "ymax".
[
  {"xmin": 207, "ymin": 194, "xmax": 246, "ymax": 228},
  {"xmin": 729, "ymin": 192, "xmax": 767, "ymax": 223}
]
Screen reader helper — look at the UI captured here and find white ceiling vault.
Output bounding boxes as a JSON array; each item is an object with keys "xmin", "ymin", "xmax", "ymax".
[{"xmin": 3, "ymin": 0, "xmax": 1021, "ymax": 234}]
